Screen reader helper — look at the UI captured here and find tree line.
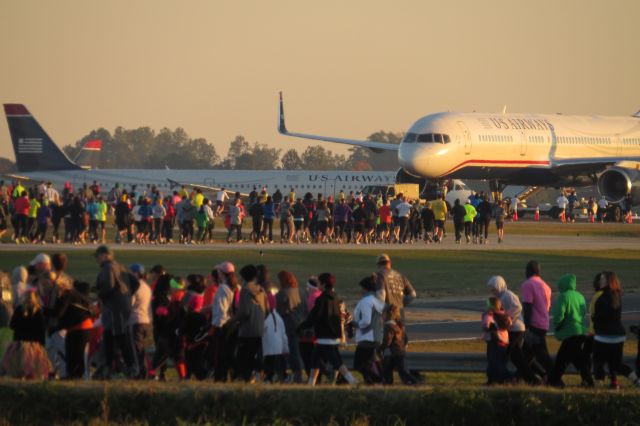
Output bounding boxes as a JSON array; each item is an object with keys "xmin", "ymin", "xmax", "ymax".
[{"xmin": 0, "ymin": 127, "xmax": 401, "ymax": 172}]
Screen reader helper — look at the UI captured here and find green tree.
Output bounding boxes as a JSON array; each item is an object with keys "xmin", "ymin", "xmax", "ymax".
[
  {"xmin": 234, "ymin": 142, "xmax": 281, "ymax": 170},
  {"xmin": 0, "ymin": 157, "xmax": 16, "ymax": 173},
  {"xmin": 346, "ymin": 131, "xmax": 401, "ymax": 171},
  {"xmin": 301, "ymin": 145, "xmax": 346, "ymax": 170},
  {"xmin": 281, "ymin": 149, "xmax": 303, "ymax": 170}
]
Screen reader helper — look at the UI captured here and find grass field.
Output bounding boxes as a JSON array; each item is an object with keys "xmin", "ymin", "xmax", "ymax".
[{"xmin": 1, "ymin": 248, "xmax": 639, "ymax": 300}]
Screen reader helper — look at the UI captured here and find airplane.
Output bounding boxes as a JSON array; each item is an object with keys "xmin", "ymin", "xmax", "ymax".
[
  {"xmin": 278, "ymin": 93, "xmax": 640, "ymax": 203},
  {"xmin": 74, "ymin": 139, "xmax": 102, "ymax": 169},
  {"xmin": 1, "ymin": 104, "xmax": 407, "ymax": 199}
]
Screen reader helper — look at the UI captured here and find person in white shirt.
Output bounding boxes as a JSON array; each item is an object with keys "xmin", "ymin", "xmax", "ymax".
[
  {"xmin": 395, "ymin": 197, "xmax": 412, "ymax": 243},
  {"xmin": 353, "ymin": 275, "xmax": 385, "ymax": 384},
  {"xmin": 262, "ymin": 308, "xmax": 289, "ymax": 383},
  {"xmin": 44, "ymin": 182, "xmax": 60, "ymax": 204},
  {"xmin": 202, "ymin": 199, "xmax": 216, "ymax": 242},
  {"xmin": 210, "ymin": 261, "xmax": 239, "ymax": 382},
  {"xmin": 556, "ymin": 193, "xmax": 569, "ymax": 222},
  {"xmin": 216, "ymin": 189, "xmax": 229, "ymax": 215},
  {"xmin": 128, "ymin": 263, "xmax": 152, "ymax": 379},
  {"xmin": 597, "ymin": 196, "xmax": 608, "ymax": 222}
]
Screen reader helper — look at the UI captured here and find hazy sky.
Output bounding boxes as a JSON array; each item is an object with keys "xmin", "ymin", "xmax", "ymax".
[{"xmin": 1, "ymin": 0, "xmax": 639, "ymax": 162}]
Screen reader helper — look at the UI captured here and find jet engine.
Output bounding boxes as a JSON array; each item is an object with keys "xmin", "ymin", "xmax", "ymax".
[{"xmin": 597, "ymin": 167, "xmax": 640, "ymax": 204}]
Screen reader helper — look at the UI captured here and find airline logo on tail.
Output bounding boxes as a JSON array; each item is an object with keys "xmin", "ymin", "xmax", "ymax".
[{"xmin": 18, "ymin": 138, "xmax": 43, "ymax": 154}]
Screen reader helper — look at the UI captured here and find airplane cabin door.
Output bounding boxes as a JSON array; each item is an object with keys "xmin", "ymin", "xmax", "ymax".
[
  {"xmin": 457, "ymin": 121, "xmax": 471, "ymax": 155},
  {"xmin": 520, "ymin": 131, "xmax": 527, "ymax": 156}
]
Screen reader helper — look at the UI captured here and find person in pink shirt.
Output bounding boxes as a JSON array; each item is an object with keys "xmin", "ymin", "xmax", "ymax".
[
  {"xmin": 299, "ymin": 276, "xmax": 322, "ymax": 378},
  {"xmin": 520, "ymin": 260, "xmax": 554, "ymax": 382}
]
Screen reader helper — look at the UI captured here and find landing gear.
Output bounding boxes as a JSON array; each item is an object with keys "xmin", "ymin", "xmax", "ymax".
[
  {"xmin": 489, "ymin": 180, "xmax": 505, "ymax": 202},
  {"xmin": 421, "ymin": 179, "xmax": 448, "ymax": 200}
]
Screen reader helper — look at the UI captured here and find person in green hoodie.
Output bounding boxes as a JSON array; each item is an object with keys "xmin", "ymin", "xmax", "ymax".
[{"xmin": 549, "ymin": 273, "xmax": 594, "ymax": 387}]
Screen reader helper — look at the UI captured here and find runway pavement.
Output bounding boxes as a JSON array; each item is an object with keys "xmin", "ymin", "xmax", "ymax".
[
  {"xmin": 0, "ymin": 233, "xmax": 638, "ymax": 252},
  {"xmin": 405, "ymin": 293, "xmax": 640, "ymax": 341}
]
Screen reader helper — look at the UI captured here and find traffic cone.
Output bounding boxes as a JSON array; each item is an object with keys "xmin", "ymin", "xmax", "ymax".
[
  {"xmin": 626, "ymin": 213, "xmax": 633, "ymax": 224},
  {"xmin": 534, "ymin": 207, "xmax": 540, "ymax": 222},
  {"xmin": 513, "ymin": 210, "xmax": 518, "ymax": 221}
]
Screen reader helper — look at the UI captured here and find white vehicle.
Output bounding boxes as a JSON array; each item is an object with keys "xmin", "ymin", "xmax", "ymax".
[
  {"xmin": 2, "ymin": 104, "xmax": 396, "ymax": 198},
  {"xmin": 278, "ymin": 93, "xmax": 640, "ymax": 204}
]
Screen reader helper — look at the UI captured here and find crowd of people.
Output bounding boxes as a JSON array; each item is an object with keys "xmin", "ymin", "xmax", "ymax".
[
  {"xmin": 0, "ymin": 179, "xmax": 520, "ymax": 246},
  {"xmin": 482, "ymin": 262, "xmax": 640, "ymax": 389},
  {"xmin": 0, "ymin": 249, "xmax": 638, "ymax": 389}
]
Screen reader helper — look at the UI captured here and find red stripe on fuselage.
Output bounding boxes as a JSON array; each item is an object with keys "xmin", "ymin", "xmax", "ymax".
[{"xmin": 437, "ymin": 159, "xmax": 550, "ymax": 177}]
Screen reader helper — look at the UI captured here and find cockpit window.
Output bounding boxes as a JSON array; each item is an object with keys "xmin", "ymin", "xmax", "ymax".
[
  {"xmin": 417, "ymin": 133, "xmax": 432, "ymax": 143},
  {"xmin": 416, "ymin": 133, "xmax": 450, "ymax": 144},
  {"xmin": 402, "ymin": 133, "xmax": 417, "ymax": 143}
]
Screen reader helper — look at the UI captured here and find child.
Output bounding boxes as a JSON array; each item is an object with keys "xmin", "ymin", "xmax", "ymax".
[
  {"xmin": 380, "ymin": 304, "xmax": 416, "ymax": 385},
  {"xmin": 482, "ymin": 297, "xmax": 512, "ymax": 384},
  {"xmin": 0, "ymin": 290, "xmax": 51, "ymax": 379},
  {"xmin": 262, "ymin": 306, "xmax": 288, "ymax": 383}
]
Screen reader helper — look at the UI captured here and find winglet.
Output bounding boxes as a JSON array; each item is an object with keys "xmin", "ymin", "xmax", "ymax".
[
  {"xmin": 634, "ymin": 110, "xmax": 640, "ymax": 118},
  {"xmin": 278, "ymin": 92, "xmax": 288, "ymax": 134}
]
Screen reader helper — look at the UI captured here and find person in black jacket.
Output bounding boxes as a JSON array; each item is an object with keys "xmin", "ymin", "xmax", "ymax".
[
  {"xmin": 0, "ymin": 290, "xmax": 51, "ymax": 379},
  {"xmin": 451, "ymin": 199, "xmax": 466, "ymax": 244},
  {"xmin": 298, "ymin": 273, "xmax": 357, "ymax": 386},
  {"xmin": 477, "ymin": 196, "xmax": 493, "ymax": 244},
  {"xmin": 56, "ymin": 281, "xmax": 93, "ymax": 378},
  {"xmin": 94, "ymin": 245, "xmax": 134, "ymax": 378},
  {"xmin": 593, "ymin": 271, "xmax": 640, "ymax": 389}
]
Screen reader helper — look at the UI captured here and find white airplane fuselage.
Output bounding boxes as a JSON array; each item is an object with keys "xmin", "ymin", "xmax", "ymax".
[
  {"xmin": 12, "ymin": 169, "xmax": 397, "ymax": 199},
  {"xmin": 399, "ymin": 112, "xmax": 640, "ymax": 185}
]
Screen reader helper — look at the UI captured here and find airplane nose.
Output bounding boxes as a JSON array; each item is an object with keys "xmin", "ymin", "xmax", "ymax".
[{"xmin": 399, "ymin": 143, "xmax": 429, "ymax": 177}]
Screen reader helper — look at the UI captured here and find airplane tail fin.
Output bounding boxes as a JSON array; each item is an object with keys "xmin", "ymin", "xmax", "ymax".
[
  {"xmin": 74, "ymin": 139, "xmax": 102, "ymax": 169},
  {"xmin": 3, "ymin": 104, "xmax": 81, "ymax": 172},
  {"xmin": 278, "ymin": 92, "xmax": 288, "ymax": 134}
]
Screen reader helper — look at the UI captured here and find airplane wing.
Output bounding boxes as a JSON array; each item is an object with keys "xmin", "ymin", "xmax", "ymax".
[
  {"xmin": 167, "ymin": 179, "xmax": 250, "ymax": 198},
  {"xmin": 1, "ymin": 173, "xmax": 38, "ymax": 183},
  {"xmin": 278, "ymin": 92, "xmax": 399, "ymax": 153}
]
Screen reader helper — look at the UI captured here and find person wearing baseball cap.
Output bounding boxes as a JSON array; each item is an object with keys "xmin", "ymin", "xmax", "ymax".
[
  {"xmin": 29, "ymin": 253, "xmax": 51, "ymax": 273},
  {"xmin": 374, "ymin": 254, "xmax": 416, "ymax": 319}
]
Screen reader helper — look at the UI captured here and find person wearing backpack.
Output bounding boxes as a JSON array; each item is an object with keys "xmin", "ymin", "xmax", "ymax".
[
  {"xmin": 262, "ymin": 305, "xmax": 288, "ymax": 383},
  {"xmin": 276, "ymin": 270, "xmax": 307, "ymax": 383}
]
